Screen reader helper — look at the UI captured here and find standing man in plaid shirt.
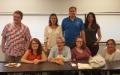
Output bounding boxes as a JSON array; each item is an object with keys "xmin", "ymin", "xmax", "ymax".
[{"xmin": 1, "ymin": 10, "xmax": 31, "ymax": 62}]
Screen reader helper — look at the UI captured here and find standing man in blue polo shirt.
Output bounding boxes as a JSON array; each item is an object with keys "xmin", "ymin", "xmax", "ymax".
[{"xmin": 62, "ymin": 6, "xmax": 85, "ymax": 49}]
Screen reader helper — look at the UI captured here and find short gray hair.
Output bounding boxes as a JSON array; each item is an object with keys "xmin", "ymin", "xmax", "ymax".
[{"xmin": 56, "ymin": 37, "xmax": 65, "ymax": 42}]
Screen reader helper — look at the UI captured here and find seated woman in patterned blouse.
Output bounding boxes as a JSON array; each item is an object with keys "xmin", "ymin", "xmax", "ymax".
[
  {"xmin": 72, "ymin": 36, "xmax": 91, "ymax": 61},
  {"xmin": 21, "ymin": 38, "xmax": 47, "ymax": 64}
]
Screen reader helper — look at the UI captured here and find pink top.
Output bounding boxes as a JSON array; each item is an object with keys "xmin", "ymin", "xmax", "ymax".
[{"xmin": 72, "ymin": 47, "xmax": 91, "ymax": 60}]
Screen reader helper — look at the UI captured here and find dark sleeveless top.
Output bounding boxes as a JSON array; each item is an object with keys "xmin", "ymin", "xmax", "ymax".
[{"xmin": 85, "ymin": 24, "xmax": 100, "ymax": 44}]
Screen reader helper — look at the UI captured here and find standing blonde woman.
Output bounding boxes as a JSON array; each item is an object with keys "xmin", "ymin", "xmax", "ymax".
[{"xmin": 44, "ymin": 13, "xmax": 63, "ymax": 53}]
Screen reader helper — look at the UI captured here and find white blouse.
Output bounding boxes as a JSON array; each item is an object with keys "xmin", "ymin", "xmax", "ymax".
[
  {"xmin": 44, "ymin": 25, "xmax": 63, "ymax": 49},
  {"xmin": 98, "ymin": 47, "xmax": 120, "ymax": 61}
]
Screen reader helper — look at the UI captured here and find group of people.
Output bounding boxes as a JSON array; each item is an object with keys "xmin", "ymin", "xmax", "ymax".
[{"xmin": 1, "ymin": 6, "xmax": 120, "ymax": 68}]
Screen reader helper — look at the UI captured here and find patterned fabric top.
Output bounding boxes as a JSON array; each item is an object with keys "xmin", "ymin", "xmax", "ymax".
[{"xmin": 1, "ymin": 23, "xmax": 31, "ymax": 56}]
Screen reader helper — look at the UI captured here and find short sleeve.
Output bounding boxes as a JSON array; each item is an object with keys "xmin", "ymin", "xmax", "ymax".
[{"xmin": 1, "ymin": 25, "xmax": 8, "ymax": 38}]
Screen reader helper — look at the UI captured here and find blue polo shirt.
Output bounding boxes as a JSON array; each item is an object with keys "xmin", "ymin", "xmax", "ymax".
[{"xmin": 62, "ymin": 17, "xmax": 84, "ymax": 44}]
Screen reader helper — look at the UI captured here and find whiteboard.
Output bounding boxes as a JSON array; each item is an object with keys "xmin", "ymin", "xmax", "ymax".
[{"xmin": 0, "ymin": 14, "xmax": 120, "ymax": 45}]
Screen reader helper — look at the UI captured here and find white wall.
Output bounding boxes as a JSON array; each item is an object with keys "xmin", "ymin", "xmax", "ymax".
[
  {"xmin": 96, "ymin": 15, "xmax": 120, "ymax": 42},
  {"xmin": 0, "ymin": 15, "xmax": 69, "ymax": 44},
  {"xmin": 0, "ymin": 0, "xmax": 120, "ymax": 14},
  {"xmin": 0, "ymin": 0, "xmax": 120, "ymax": 44},
  {"xmin": 0, "ymin": 14, "xmax": 120, "ymax": 44}
]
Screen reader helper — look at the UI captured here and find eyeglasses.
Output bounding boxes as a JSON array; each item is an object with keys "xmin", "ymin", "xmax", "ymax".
[
  {"xmin": 57, "ymin": 42, "xmax": 64, "ymax": 43},
  {"xmin": 106, "ymin": 43, "xmax": 114, "ymax": 45},
  {"xmin": 76, "ymin": 41, "xmax": 82, "ymax": 42},
  {"xmin": 32, "ymin": 43, "xmax": 38, "ymax": 45}
]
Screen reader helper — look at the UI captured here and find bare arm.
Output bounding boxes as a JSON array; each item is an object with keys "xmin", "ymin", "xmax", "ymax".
[
  {"xmin": 80, "ymin": 30, "xmax": 86, "ymax": 44},
  {"xmin": 33, "ymin": 51, "xmax": 47, "ymax": 64},
  {"xmin": 21, "ymin": 50, "xmax": 33, "ymax": 63},
  {"xmin": 39, "ymin": 51, "xmax": 47, "ymax": 62},
  {"xmin": 96, "ymin": 29, "xmax": 102, "ymax": 43}
]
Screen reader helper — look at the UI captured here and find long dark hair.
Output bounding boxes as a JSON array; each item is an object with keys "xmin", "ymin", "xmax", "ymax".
[
  {"xmin": 28, "ymin": 38, "xmax": 43, "ymax": 55},
  {"xmin": 49, "ymin": 13, "xmax": 58, "ymax": 27},
  {"xmin": 84, "ymin": 12, "xmax": 100, "ymax": 31},
  {"xmin": 74, "ymin": 36, "xmax": 86, "ymax": 49}
]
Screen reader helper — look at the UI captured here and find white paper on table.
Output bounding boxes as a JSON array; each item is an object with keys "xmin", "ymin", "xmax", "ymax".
[
  {"xmin": 4, "ymin": 63, "xmax": 21, "ymax": 67},
  {"xmin": 71, "ymin": 63, "xmax": 77, "ymax": 67},
  {"xmin": 77, "ymin": 63, "xmax": 92, "ymax": 69}
]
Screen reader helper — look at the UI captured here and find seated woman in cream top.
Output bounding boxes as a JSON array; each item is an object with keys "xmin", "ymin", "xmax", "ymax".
[{"xmin": 98, "ymin": 39, "xmax": 120, "ymax": 61}]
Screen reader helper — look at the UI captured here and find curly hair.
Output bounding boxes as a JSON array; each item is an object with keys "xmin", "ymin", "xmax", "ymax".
[{"xmin": 28, "ymin": 38, "xmax": 43, "ymax": 55}]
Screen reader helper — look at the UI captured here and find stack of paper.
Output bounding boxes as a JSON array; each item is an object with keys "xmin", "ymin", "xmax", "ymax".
[
  {"xmin": 77, "ymin": 63, "xmax": 92, "ymax": 69},
  {"xmin": 71, "ymin": 63, "xmax": 77, "ymax": 67}
]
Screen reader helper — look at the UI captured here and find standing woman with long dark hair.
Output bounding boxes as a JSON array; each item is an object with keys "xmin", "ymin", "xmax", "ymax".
[
  {"xmin": 44, "ymin": 13, "xmax": 63, "ymax": 54},
  {"xmin": 84, "ymin": 12, "xmax": 102, "ymax": 56}
]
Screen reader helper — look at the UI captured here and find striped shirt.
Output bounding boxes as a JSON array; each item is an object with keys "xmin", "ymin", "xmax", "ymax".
[{"xmin": 1, "ymin": 23, "xmax": 31, "ymax": 56}]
